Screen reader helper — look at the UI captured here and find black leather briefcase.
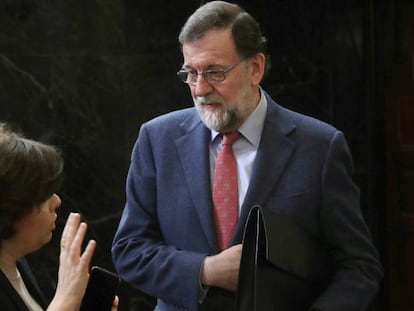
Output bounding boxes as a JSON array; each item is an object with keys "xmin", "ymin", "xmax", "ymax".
[{"xmin": 235, "ymin": 205, "xmax": 333, "ymax": 311}]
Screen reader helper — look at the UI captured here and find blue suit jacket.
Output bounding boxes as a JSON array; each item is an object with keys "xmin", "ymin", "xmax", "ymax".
[{"xmin": 112, "ymin": 92, "xmax": 383, "ymax": 311}]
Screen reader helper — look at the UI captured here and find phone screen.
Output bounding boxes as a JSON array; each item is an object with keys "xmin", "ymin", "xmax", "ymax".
[{"xmin": 80, "ymin": 266, "xmax": 121, "ymax": 311}]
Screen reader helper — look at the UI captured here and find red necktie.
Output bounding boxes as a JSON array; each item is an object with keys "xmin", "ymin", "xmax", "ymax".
[{"xmin": 213, "ymin": 131, "xmax": 240, "ymax": 250}]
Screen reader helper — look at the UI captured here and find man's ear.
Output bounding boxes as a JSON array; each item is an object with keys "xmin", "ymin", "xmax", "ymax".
[{"xmin": 249, "ymin": 53, "xmax": 266, "ymax": 86}]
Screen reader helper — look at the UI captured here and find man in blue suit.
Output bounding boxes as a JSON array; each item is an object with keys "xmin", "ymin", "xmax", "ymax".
[{"xmin": 111, "ymin": 1, "xmax": 383, "ymax": 310}]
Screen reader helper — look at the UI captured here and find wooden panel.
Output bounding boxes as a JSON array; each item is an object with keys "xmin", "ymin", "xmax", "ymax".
[
  {"xmin": 400, "ymin": 170, "xmax": 414, "ymax": 215},
  {"xmin": 397, "ymin": 96, "xmax": 414, "ymax": 147},
  {"xmin": 385, "ymin": 59, "xmax": 414, "ymax": 310}
]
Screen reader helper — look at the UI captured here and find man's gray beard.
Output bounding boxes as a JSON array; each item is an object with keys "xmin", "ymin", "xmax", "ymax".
[{"xmin": 196, "ymin": 104, "xmax": 236, "ymax": 132}]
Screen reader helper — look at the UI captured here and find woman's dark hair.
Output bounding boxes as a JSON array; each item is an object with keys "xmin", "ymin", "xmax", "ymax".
[
  {"xmin": 178, "ymin": 1, "xmax": 271, "ymax": 74},
  {"xmin": 0, "ymin": 123, "xmax": 64, "ymax": 241}
]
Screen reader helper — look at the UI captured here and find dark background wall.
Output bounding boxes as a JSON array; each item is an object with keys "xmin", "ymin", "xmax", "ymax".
[{"xmin": 0, "ymin": 0, "xmax": 412, "ymax": 310}]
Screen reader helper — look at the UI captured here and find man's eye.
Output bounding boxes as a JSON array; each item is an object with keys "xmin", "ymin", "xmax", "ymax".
[{"xmin": 207, "ymin": 70, "xmax": 220, "ymax": 77}]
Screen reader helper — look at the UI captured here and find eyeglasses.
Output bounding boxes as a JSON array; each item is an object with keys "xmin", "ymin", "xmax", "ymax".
[{"xmin": 177, "ymin": 60, "xmax": 244, "ymax": 85}]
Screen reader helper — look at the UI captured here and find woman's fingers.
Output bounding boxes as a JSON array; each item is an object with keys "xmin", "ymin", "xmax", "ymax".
[
  {"xmin": 60, "ymin": 213, "xmax": 81, "ymax": 254},
  {"xmin": 70, "ymin": 222, "xmax": 88, "ymax": 253},
  {"xmin": 111, "ymin": 295, "xmax": 119, "ymax": 311},
  {"xmin": 80, "ymin": 239, "xmax": 96, "ymax": 268},
  {"xmin": 50, "ymin": 213, "xmax": 97, "ymax": 311},
  {"xmin": 59, "ymin": 213, "xmax": 95, "ymax": 271}
]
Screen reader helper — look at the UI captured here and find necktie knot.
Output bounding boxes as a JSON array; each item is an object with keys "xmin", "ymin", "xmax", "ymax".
[{"xmin": 222, "ymin": 131, "xmax": 239, "ymax": 146}]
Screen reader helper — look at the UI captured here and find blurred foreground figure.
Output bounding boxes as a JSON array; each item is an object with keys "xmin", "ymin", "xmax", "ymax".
[{"xmin": 0, "ymin": 122, "xmax": 118, "ymax": 311}]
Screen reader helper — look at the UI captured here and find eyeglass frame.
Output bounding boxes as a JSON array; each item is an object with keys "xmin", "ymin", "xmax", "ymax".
[{"xmin": 176, "ymin": 59, "xmax": 245, "ymax": 85}]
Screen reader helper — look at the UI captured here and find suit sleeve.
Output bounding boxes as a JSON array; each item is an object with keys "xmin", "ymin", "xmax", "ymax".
[
  {"xmin": 311, "ymin": 131, "xmax": 383, "ymax": 311},
  {"xmin": 111, "ymin": 124, "xmax": 206, "ymax": 311}
]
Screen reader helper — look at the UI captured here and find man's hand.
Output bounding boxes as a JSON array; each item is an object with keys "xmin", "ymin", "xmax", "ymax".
[{"xmin": 201, "ymin": 244, "xmax": 242, "ymax": 292}]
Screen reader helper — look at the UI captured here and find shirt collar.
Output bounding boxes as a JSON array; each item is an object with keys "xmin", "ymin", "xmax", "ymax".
[{"xmin": 211, "ymin": 88, "xmax": 267, "ymax": 147}]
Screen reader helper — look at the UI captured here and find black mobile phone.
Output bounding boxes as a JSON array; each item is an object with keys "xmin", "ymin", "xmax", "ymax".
[{"xmin": 79, "ymin": 266, "xmax": 121, "ymax": 311}]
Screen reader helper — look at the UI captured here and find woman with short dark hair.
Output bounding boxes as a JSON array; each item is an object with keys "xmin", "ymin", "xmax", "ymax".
[{"xmin": 0, "ymin": 122, "xmax": 117, "ymax": 311}]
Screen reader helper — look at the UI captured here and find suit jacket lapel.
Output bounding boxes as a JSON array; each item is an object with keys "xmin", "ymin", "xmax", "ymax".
[
  {"xmin": 234, "ymin": 98, "xmax": 297, "ymax": 243},
  {"xmin": 176, "ymin": 113, "xmax": 218, "ymax": 251},
  {"xmin": 0, "ymin": 258, "xmax": 47, "ymax": 311},
  {"xmin": 0, "ymin": 269, "xmax": 30, "ymax": 311},
  {"xmin": 18, "ymin": 258, "xmax": 48, "ymax": 309}
]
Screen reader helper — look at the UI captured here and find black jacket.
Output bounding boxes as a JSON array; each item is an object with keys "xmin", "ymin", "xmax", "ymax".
[{"xmin": 0, "ymin": 258, "xmax": 48, "ymax": 311}]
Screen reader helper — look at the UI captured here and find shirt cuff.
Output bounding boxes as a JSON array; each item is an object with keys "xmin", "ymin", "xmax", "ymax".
[{"xmin": 198, "ymin": 259, "xmax": 210, "ymax": 303}]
